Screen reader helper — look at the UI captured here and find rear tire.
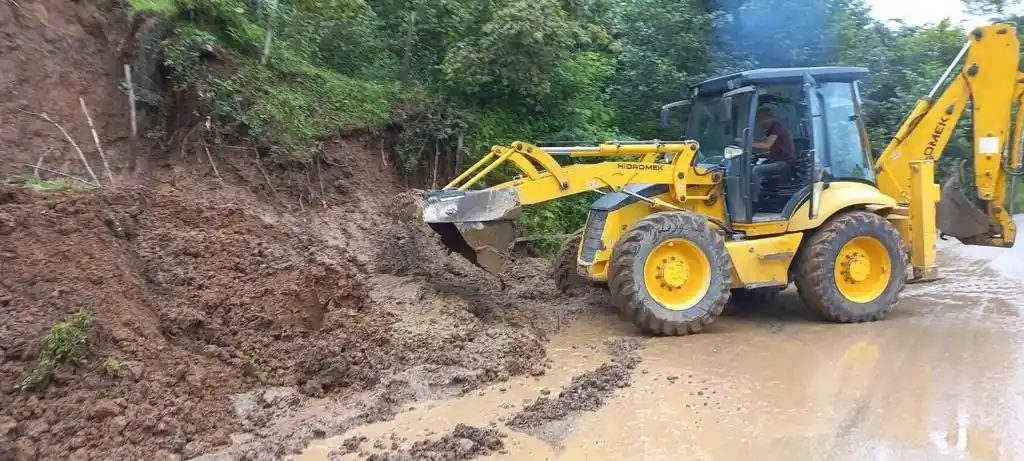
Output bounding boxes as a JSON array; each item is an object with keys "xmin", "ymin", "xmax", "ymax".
[
  {"xmin": 794, "ymin": 211, "xmax": 906, "ymax": 322},
  {"xmin": 552, "ymin": 228, "xmax": 589, "ymax": 295},
  {"xmin": 608, "ymin": 212, "xmax": 733, "ymax": 336}
]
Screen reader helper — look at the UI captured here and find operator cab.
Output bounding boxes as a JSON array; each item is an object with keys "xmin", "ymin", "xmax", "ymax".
[{"xmin": 661, "ymin": 66, "xmax": 876, "ymax": 227}]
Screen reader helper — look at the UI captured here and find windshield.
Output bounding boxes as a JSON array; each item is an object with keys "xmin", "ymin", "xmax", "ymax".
[{"xmin": 686, "ymin": 91, "xmax": 754, "ymax": 163}]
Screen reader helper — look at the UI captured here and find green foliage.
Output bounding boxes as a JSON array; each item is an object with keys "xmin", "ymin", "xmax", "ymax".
[
  {"xmin": 606, "ymin": 0, "xmax": 713, "ymax": 137},
  {"xmin": 102, "ymin": 358, "xmax": 124, "ymax": 378},
  {"xmin": 367, "ymin": 0, "xmax": 484, "ymax": 81},
  {"xmin": 163, "ymin": 25, "xmax": 218, "ymax": 92},
  {"xmin": 141, "ymin": 0, "xmax": 395, "ymax": 162},
  {"xmin": 210, "ymin": 62, "xmax": 391, "ymax": 161},
  {"xmin": 22, "ymin": 177, "xmax": 90, "ymax": 193},
  {"xmin": 128, "ymin": 0, "xmax": 179, "ymax": 14},
  {"xmin": 19, "ymin": 311, "xmax": 91, "ymax": 392},
  {"xmin": 519, "ymin": 194, "xmax": 596, "ymax": 256},
  {"xmin": 440, "ymin": 0, "xmax": 586, "ymax": 107},
  {"xmin": 392, "ymin": 101, "xmax": 467, "ymax": 174},
  {"xmin": 961, "ymin": 0, "xmax": 1019, "ymax": 16}
]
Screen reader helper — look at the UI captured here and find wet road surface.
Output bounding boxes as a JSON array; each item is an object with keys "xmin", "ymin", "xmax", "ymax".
[{"xmin": 297, "ymin": 218, "xmax": 1024, "ymax": 461}]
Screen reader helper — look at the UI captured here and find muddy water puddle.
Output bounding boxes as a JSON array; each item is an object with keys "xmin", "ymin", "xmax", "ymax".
[{"xmin": 294, "ymin": 247, "xmax": 1024, "ymax": 461}]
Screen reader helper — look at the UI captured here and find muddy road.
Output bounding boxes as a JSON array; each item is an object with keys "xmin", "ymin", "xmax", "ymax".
[{"xmin": 291, "ymin": 218, "xmax": 1024, "ymax": 461}]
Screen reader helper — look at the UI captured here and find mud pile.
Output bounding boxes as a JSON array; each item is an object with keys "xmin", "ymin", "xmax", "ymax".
[
  {"xmin": 506, "ymin": 338, "xmax": 643, "ymax": 436},
  {"xmin": 0, "ymin": 180, "xmax": 586, "ymax": 460},
  {"xmin": 363, "ymin": 424, "xmax": 506, "ymax": 461}
]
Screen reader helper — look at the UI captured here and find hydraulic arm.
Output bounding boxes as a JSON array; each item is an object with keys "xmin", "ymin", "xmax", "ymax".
[
  {"xmin": 422, "ymin": 141, "xmax": 722, "ymax": 274},
  {"xmin": 874, "ymin": 23, "xmax": 1023, "ymax": 279}
]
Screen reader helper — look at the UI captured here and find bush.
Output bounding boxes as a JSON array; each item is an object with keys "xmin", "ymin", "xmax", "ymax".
[
  {"xmin": 209, "ymin": 62, "xmax": 391, "ymax": 162},
  {"xmin": 19, "ymin": 311, "xmax": 92, "ymax": 392}
]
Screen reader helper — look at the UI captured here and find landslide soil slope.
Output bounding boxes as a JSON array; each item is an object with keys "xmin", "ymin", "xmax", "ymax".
[
  {"xmin": 1, "ymin": 0, "xmax": 133, "ymax": 180},
  {"xmin": 0, "ymin": 160, "xmax": 588, "ymax": 461},
  {"xmin": 0, "ymin": 1, "xmax": 594, "ymax": 460}
]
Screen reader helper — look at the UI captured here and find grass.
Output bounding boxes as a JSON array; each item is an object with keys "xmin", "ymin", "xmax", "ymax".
[
  {"xmin": 124, "ymin": 1, "xmax": 395, "ymax": 164},
  {"xmin": 23, "ymin": 177, "xmax": 91, "ymax": 193},
  {"xmin": 18, "ymin": 311, "xmax": 92, "ymax": 392},
  {"xmin": 209, "ymin": 61, "xmax": 392, "ymax": 162},
  {"xmin": 126, "ymin": 0, "xmax": 179, "ymax": 14},
  {"xmin": 102, "ymin": 358, "xmax": 123, "ymax": 378}
]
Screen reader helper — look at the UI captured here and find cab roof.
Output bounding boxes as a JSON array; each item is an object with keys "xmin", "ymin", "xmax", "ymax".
[{"xmin": 691, "ymin": 66, "xmax": 871, "ymax": 97}]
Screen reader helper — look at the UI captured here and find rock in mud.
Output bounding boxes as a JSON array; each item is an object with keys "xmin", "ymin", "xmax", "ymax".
[
  {"xmin": 231, "ymin": 393, "xmax": 259, "ymax": 419},
  {"xmin": 260, "ymin": 387, "xmax": 300, "ymax": 408},
  {"xmin": 0, "ymin": 211, "xmax": 16, "ymax": 235},
  {"xmin": 90, "ymin": 401, "xmax": 122, "ymax": 420},
  {"xmin": 123, "ymin": 360, "xmax": 146, "ymax": 382}
]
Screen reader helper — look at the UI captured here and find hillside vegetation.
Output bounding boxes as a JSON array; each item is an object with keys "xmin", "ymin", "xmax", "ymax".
[{"xmin": 130, "ymin": 0, "xmax": 1024, "ymax": 249}]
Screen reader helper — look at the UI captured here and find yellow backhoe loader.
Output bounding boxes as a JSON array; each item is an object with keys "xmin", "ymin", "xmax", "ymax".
[{"xmin": 421, "ymin": 23, "xmax": 1023, "ymax": 336}]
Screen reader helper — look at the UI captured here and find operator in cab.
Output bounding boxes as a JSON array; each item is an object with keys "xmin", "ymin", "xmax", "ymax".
[{"xmin": 750, "ymin": 106, "xmax": 797, "ymax": 206}]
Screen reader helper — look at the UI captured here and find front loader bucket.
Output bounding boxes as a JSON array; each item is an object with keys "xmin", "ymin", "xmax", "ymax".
[
  {"xmin": 422, "ymin": 188, "xmax": 522, "ymax": 276},
  {"xmin": 936, "ymin": 164, "xmax": 990, "ymax": 241}
]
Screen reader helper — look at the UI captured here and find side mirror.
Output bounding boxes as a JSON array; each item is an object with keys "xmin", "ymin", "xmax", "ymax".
[{"xmin": 660, "ymin": 108, "xmax": 669, "ymax": 130}]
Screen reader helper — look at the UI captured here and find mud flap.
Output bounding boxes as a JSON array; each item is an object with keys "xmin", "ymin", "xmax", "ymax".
[
  {"xmin": 422, "ymin": 188, "xmax": 522, "ymax": 275},
  {"xmin": 936, "ymin": 163, "xmax": 990, "ymax": 241}
]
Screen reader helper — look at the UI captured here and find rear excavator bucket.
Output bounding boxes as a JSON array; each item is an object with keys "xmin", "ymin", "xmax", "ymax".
[
  {"xmin": 936, "ymin": 162, "xmax": 991, "ymax": 241},
  {"xmin": 422, "ymin": 188, "xmax": 523, "ymax": 276}
]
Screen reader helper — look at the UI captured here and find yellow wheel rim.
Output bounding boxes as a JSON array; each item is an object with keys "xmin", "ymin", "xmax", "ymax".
[
  {"xmin": 833, "ymin": 236, "xmax": 892, "ymax": 303},
  {"xmin": 642, "ymin": 238, "xmax": 712, "ymax": 311}
]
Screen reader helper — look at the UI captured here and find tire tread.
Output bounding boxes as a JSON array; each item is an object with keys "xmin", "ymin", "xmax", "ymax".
[
  {"xmin": 552, "ymin": 229, "xmax": 586, "ymax": 294},
  {"xmin": 793, "ymin": 211, "xmax": 906, "ymax": 323},
  {"xmin": 607, "ymin": 212, "xmax": 733, "ymax": 336}
]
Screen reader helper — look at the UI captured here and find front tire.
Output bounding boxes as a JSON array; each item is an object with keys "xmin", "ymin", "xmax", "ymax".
[
  {"xmin": 608, "ymin": 212, "xmax": 733, "ymax": 336},
  {"xmin": 794, "ymin": 211, "xmax": 906, "ymax": 322},
  {"xmin": 552, "ymin": 228, "xmax": 589, "ymax": 295}
]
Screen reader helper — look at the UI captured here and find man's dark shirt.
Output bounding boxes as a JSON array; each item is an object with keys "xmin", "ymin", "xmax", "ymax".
[{"xmin": 764, "ymin": 120, "xmax": 797, "ymax": 165}]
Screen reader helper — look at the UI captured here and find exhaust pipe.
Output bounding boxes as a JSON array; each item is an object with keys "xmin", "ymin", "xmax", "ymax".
[{"xmin": 422, "ymin": 188, "xmax": 522, "ymax": 275}]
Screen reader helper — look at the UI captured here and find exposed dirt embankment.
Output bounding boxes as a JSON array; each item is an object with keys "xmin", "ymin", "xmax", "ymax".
[
  {"xmin": 0, "ymin": 180, "xmax": 586, "ymax": 460},
  {"xmin": 1, "ymin": 0, "xmax": 132, "ymax": 180}
]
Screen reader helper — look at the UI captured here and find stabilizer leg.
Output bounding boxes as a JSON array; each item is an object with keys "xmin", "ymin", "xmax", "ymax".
[{"xmin": 908, "ymin": 159, "xmax": 942, "ymax": 283}]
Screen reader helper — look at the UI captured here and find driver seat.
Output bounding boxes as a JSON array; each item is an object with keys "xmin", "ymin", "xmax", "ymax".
[{"xmin": 757, "ymin": 137, "xmax": 812, "ymax": 213}]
